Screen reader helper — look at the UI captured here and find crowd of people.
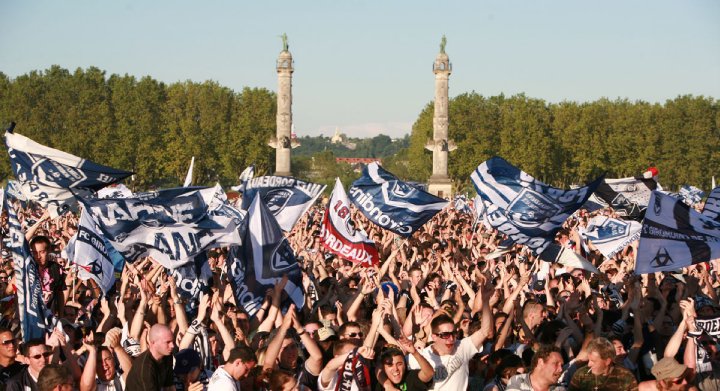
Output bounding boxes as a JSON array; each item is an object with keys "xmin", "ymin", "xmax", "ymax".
[{"xmin": 0, "ymin": 193, "xmax": 716, "ymax": 391}]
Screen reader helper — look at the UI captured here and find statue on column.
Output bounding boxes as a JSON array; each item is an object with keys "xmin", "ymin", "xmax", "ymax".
[
  {"xmin": 281, "ymin": 33, "xmax": 289, "ymax": 51},
  {"xmin": 440, "ymin": 35, "xmax": 447, "ymax": 54}
]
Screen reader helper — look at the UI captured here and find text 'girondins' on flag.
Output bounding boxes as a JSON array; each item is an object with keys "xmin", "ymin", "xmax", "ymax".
[
  {"xmin": 471, "ymin": 156, "xmax": 603, "ymax": 255},
  {"xmin": 81, "ymin": 184, "xmax": 245, "ymax": 269},
  {"xmin": 5, "ymin": 125, "xmax": 132, "ymax": 217},
  {"xmin": 4, "ymin": 190, "xmax": 56, "ymax": 341},
  {"xmin": 348, "ymin": 162, "xmax": 448, "ymax": 237},
  {"xmin": 580, "ymin": 215, "xmax": 641, "ymax": 260},
  {"xmin": 636, "ymin": 191, "xmax": 720, "ymax": 274},
  {"xmin": 228, "ymin": 195, "xmax": 303, "ymax": 317},
  {"xmin": 240, "ymin": 175, "xmax": 325, "ymax": 232},
  {"xmin": 321, "ymin": 178, "xmax": 379, "ymax": 266},
  {"xmin": 593, "ymin": 176, "xmax": 659, "ymax": 221}
]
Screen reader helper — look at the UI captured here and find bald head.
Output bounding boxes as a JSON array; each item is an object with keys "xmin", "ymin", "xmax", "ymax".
[{"xmin": 148, "ymin": 324, "xmax": 174, "ymax": 359}]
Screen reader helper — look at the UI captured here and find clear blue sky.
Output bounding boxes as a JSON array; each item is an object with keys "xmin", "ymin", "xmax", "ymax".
[{"xmin": 1, "ymin": 1, "xmax": 719, "ymax": 138}]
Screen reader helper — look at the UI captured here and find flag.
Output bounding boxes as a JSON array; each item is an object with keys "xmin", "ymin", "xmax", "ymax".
[
  {"xmin": 227, "ymin": 195, "xmax": 303, "ymax": 317},
  {"xmin": 230, "ymin": 164, "xmax": 255, "ymax": 193},
  {"xmin": 5, "ymin": 127, "xmax": 132, "ymax": 217},
  {"xmin": 183, "ymin": 156, "xmax": 195, "ymax": 187},
  {"xmin": 321, "ymin": 178, "xmax": 379, "ymax": 266},
  {"xmin": 679, "ymin": 185, "xmax": 705, "ymax": 207},
  {"xmin": 471, "ymin": 156, "xmax": 603, "ymax": 255},
  {"xmin": 453, "ymin": 195, "xmax": 472, "ymax": 214},
  {"xmin": 581, "ymin": 216, "xmax": 641, "ymax": 260},
  {"xmin": 240, "ymin": 176, "xmax": 325, "ymax": 231},
  {"xmin": 97, "ymin": 183, "xmax": 133, "ymax": 199},
  {"xmin": 81, "ymin": 184, "xmax": 245, "ymax": 269},
  {"xmin": 539, "ymin": 244, "xmax": 600, "ymax": 274},
  {"xmin": 702, "ymin": 187, "xmax": 720, "ymax": 223},
  {"xmin": 167, "ymin": 252, "xmax": 211, "ymax": 314},
  {"xmin": 4, "ymin": 191, "xmax": 55, "ymax": 341},
  {"xmin": 62, "ymin": 209, "xmax": 118, "ymax": 294},
  {"xmin": 636, "ymin": 191, "xmax": 720, "ymax": 274},
  {"xmin": 593, "ymin": 176, "xmax": 659, "ymax": 221},
  {"xmin": 348, "ymin": 163, "xmax": 448, "ymax": 237}
]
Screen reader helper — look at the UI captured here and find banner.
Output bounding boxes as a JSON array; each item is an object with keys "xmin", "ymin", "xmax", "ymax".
[
  {"xmin": 4, "ymin": 191, "xmax": 55, "ymax": 341},
  {"xmin": 240, "ymin": 176, "xmax": 325, "ymax": 232},
  {"xmin": 679, "ymin": 185, "xmax": 705, "ymax": 207},
  {"xmin": 471, "ymin": 156, "xmax": 602, "ymax": 255},
  {"xmin": 594, "ymin": 176, "xmax": 659, "ymax": 221},
  {"xmin": 636, "ymin": 191, "xmax": 720, "ymax": 274},
  {"xmin": 82, "ymin": 185, "xmax": 245, "ymax": 269},
  {"xmin": 321, "ymin": 178, "xmax": 379, "ymax": 266},
  {"xmin": 581, "ymin": 216, "xmax": 641, "ymax": 260},
  {"xmin": 702, "ymin": 187, "xmax": 720, "ymax": 223},
  {"xmin": 228, "ymin": 195, "xmax": 303, "ymax": 317},
  {"xmin": 97, "ymin": 183, "xmax": 133, "ymax": 199},
  {"xmin": 453, "ymin": 195, "xmax": 472, "ymax": 214},
  {"xmin": 230, "ymin": 165, "xmax": 255, "ymax": 193},
  {"xmin": 539, "ymin": 243, "xmax": 600, "ymax": 274},
  {"xmin": 167, "ymin": 252, "xmax": 211, "ymax": 314},
  {"xmin": 5, "ymin": 129, "xmax": 132, "ymax": 217},
  {"xmin": 62, "ymin": 210, "xmax": 118, "ymax": 294},
  {"xmin": 348, "ymin": 163, "xmax": 448, "ymax": 237}
]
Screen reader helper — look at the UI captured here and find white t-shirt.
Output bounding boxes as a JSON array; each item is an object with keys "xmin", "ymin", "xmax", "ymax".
[
  {"xmin": 207, "ymin": 366, "xmax": 240, "ymax": 391},
  {"xmin": 96, "ymin": 376, "xmax": 125, "ymax": 391},
  {"xmin": 408, "ymin": 337, "xmax": 479, "ymax": 391}
]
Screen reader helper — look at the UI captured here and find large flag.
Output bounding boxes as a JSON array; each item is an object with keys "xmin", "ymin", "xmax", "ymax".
[
  {"xmin": 581, "ymin": 216, "xmax": 642, "ymax": 260},
  {"xmin": 636, "ymin": 191, "xmax": 720, "ymax": 274},
  {"xmin": 167, "ymin": 252, "xmax": 211, "ymax": 314},
  {"xmin": 593, "ymin": 176, "xmax": 659, "ymax": 221},
  {"xmin": 230, "ymin": 164, "xmax": 255, "ymax": 193},
  {"xmin": 5, "ymin": 126, "xmax": 132, "ymax": 217},
  {"xmin": 62, "ymin": 209, "xmax": 118, "ymax": 295},
  {"xmin": 471, "ymin": 157, "xmax": 603, "ymax": 255},
  {"xmin": 539, "ymin": 244, "xmax": 600, "ymax": 274},
  {"xmin": 348, "ymin": 163, "xmax": 448, "ymax": 237},
  {"xmin": 81, "ymin": 184, "xmax": 245, "ymax": 269},
  {"xmin": 453, "ymin": 195, "xmax": 473, "ymax": 214},
  {"xmin": 702, "ymin": 187, "xmax": 720, "ymax": 223},
  {"xmin": 240, "ymin": 176, "xmax": 325, "ymax": 232},
  {"xmin": 678, "ymin": 185, "xmax": 705, "ymax": 207},
  {"xmin": 97, "ymin": 183, "xmax": 133, "ymax": 199},
  {"xmin": 228, "ymin": 195, "xmax": 304, "ymax": 317},
  {"xmin": 183, "ymin": 156, "xmax": 195, "ymax": 187},
  {"xmin": 321, "ymin": 178, "xmax": 379, "ymax": 266},
  {"xmin": 4, "ymin": 191, "xmax": 55, "ymax": 341}
]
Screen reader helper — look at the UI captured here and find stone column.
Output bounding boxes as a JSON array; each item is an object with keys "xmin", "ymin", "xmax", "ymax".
[
  {"xmin": 269, "ymin": 34, "xmax": 298, "ymax": 176},
  {"xmin": 426, "ymin": 35, "xmax": 456, "ymax": 199}
]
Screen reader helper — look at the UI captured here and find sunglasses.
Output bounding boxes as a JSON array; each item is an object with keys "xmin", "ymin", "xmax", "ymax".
[
  {"xmin": 1, "ymin": 339, "xmax": 17, "ymax": 346},
  {"xmin": 434, "ymin": 331, "xmax": 457, "ymax": 339},
  {"xmin": 346, "ymin": 332, "xmax": 363, "ymax": 338},
  {"xmin": 670, "ymin": 370, "xmax": 692, "ymax": 384},
  {"xmin": 30, "ymin": 352, "xmax": 53, "ymax": 360},
  {"xmin": 0, "ymin": 276, "xmax": 7, "ymax": 281}
]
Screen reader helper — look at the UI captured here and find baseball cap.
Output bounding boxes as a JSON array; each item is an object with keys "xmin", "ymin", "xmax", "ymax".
[
  {"xmin": 651, "ymin": 357, "xmax": 686, "ymax": 380},
  {"xmin": 174, "ymin": 349, "xmax": 201, "ymax": 376},
  {"xmin": 317, "ymin": 326, "xmax": 337, "ymax": 342}
]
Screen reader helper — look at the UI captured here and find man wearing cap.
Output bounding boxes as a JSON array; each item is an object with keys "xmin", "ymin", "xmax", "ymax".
[
  {"xmin": 638, "ymin": 357, "xmax": 696, "ymax": 391},
  {"xmin": 173, "ymin": 349, "xmax": 203, "ymax": 391}
]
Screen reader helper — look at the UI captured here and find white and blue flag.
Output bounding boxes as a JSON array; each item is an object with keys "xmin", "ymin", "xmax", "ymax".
[
  {"xmin": 679, "ymin": 185, "xmax": 705, "ymax": 207},
  {"xmin": 593, "ymin": 176, "xmax": 659, "ymax": 221},
  {"xmin": 471, "ymin": 157, "xmax": 603, "ymax": 255},
  {"xmin": 453, "ymin": 195, "xmax": 473, "ymax": 214},
  {"xmin": 97, "ymin": 183, "xmax": 133, "ymax": 199},
  {"xmin": 231, "ymin": 164, "xmax": 255, "ymax": 193},
  {"xmin": 4, "ymin": 191, "xmax": 56, "ymax": 341},
  {"xmin": 348, "ymin": 163, "xmax": 448, "ymax": 237},
  {"xmin": 5, "ymin": 126, "xmax": 132, "ymax": 217},
  {"xmin": 702, "ymin": 187, "xmax": 720, "ymax": 223},
  {"xmin": 240, "ymin": 176, "xmax": 325, "ymax": 232},
  {"xmin": 81, "ymin": 184, "xmax": 245, "ymax": 269},
  {"xmin": 183, "ymin": 156, "xmax": 195, "ymax": 187},
  {"xmin": 167, "ymin": 252, "xmax": 212, "ymax": 315},
  {"xmin": 636, "ymin": 191, "xmax": 720, "ymax": 274},
  {"xmin": 581, "ymin": 216, "xmax": 641, "ymax": 260},
  {"xmin": 228, "ymin": 195, "xmax": 304, "ymax": 317}
]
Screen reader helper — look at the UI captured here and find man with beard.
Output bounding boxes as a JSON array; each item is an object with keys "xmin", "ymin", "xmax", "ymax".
[
  {"xmin": 376, "ymin": 339, "xmax": 433, "ymax": 391},
  {"xmin": 506, "ymin": 345, "xmax": 565, "ymax": 391},
  {"xmin": 638, "ymin": 358, "xmax": 697, "ymax": 391},
  {"xmin": 568, "ymin": 337, "xmax": 638, "ymax": 391}
]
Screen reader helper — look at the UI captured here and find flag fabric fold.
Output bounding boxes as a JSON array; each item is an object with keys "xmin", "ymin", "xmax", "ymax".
[
  {"xmin": 471, "ymin": 156, "xmax": 603, "ymax": 255},
  {"xmin": 321, "ymin": 178, "xmax": 379, "ymax": 266},
  {"xmin": 240, "ymin": 176, "xmax": 325, "ymax": 231},
  {"xmin": 581, "ymin": 216, "xmax": 641, "ymax": 260},
  {"xmin": 348, "ymin": 163, "xmax": 448, "ymax": 237},
  {"xmin": 5, "ymin": 130, "xmax": 132, "ymax": 217},
  {"xmin": 228, "ymin": 195, "xmax": 303, "ymax": 317},
  {"xmin": 636, "ymin": 191, "xmax": 720, "ymax": 274},
  {"xmin": 183, "ymin": 156, "xmax": 195, "ymax": 187},
  {"xmin": 593, "ymin": 176, "xmax": 659, "ymax": 221},
  {"xmin": 702, "ymin": 187, "xmax": 720, "ymax": 223}
]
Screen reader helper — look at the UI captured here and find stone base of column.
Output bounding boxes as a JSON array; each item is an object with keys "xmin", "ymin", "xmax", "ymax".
[{"xmin": 427, "ymin": 177, "xmax": 453, "ymax": 199}]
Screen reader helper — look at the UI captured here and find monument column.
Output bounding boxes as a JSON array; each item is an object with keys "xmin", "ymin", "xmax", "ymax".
[
  {"xmin": 426, "ymin": 35, "xmax": 456, "ymax": 198},
  {"xmin": 269, "ymin": 33, "xmax": 298, "ymax": 176}
]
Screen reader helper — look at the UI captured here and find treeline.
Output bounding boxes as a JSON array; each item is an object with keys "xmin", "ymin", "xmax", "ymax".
[
  {"xmin": 1, "ymin": 67, "xmax": 718, "ymax": 193},
  {"xmin": 294, "ymin": 134, "xmax": 410, "ymax": 158},
  {"xmin": 0, "ymin": 66, "xmax": 277, "ymax": 189},
  {"xmin": 385, "ymin": 93, "xmax": 719, "ymax": 193}
]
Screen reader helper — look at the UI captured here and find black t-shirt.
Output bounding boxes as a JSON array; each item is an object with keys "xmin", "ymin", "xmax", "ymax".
[
  {"xmin": 0, "ymin": 362, "xmax": 25, "ymax": 384},
  {"xmin": 125, "ymin": 350, "xmax": 174, "ymax": 391},
  {"xmin": 374, "ymin": 369, "xmax": 430, "ymax": 391}
]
